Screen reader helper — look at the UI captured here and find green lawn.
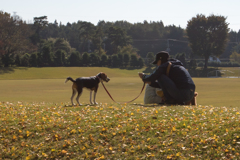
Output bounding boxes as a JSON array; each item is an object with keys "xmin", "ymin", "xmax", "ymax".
[
  {"xmin": 1, "ymin": 67, "xmax": 240, "ymax": 107},
  {"xmin": 1, "ymin": 67, "xmax": 240, "ymax": 159}
]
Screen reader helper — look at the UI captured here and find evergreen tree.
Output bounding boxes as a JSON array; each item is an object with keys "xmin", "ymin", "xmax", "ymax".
[
  {"xmin": 54, "ymin": 50, "xmax": 65, "ymax": 66},
  {"xmin": 100, "ymin": 54, "xmax": 108, "ymax": 67},
  {"xmin": 123, "ymin": 53, "xmax": 130, "ymax": 67},
  {"xmin": 130, "ymin": 54, "xmax": 138, "ymax": 67},
  {"xmin": 111, "ymin": 54, "xmax": 119, "ymax": 68},
  {"xmin": 82, "ymin": 52, "xmax": 90, "ymax": 66},
  {"xmin": 68, "ymin": 51, "xmax": 81, "ymax": 66},
  {"xmin": 29, "ymin": 53, "xmax": 38, "ymax": 67},
  {"xmin": 138, "ymin": 57, "xmax": 145, "ymax": 68},
  {"xmin": 89, "ymin": 53, "xmax": 99, "ymax": 66},
  {"xmin": 42, "ymin": 45, "xmax": 53, "ymax": 66},
  {"xmin": 15, "ymin": 54, "xmax": 21, "ymax": 66},
  {"xmin": 21, "ymin": 53, "xmax": 30, "ymax": 67},
  {"xmin": 117, "ymin": 53, "xmax": 123, "ymax": 67}
]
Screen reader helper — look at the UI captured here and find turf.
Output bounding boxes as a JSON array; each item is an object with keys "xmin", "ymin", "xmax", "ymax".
[
  {"xmin": 1, "ymin": 67, "xmax": 240, "ymax": 107},
  {"xmin": 1, "ymin": 67, "xmax": 240, "ymax": 159}
]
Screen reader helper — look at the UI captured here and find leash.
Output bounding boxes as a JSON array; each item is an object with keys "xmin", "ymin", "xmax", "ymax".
[
  {"xmin": 99, "ymin": 61, "xmax": 171, "ymax": 104},
  {"xmin": 100, "ymin": 81, "xmax": 146, "ymax": 104}
]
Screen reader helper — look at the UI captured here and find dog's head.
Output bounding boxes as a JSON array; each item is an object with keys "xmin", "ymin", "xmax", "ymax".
[{"xmin": 97, "ymin": 72, "xmax": 110, "ymax": 82}]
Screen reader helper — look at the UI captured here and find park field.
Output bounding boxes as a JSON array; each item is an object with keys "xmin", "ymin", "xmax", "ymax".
[
  {"xmin": 1, "ymin": 67, "xmax": 240, "ymax": 159},
  {"xmin": 0, "ymin": 67, "xmax": 240, "ymax": 107}
]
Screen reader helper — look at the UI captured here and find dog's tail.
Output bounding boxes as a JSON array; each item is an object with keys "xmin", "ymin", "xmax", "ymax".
[{"xmin": 65, "ymin": 77, "xmax": 75, "ymax": 83}]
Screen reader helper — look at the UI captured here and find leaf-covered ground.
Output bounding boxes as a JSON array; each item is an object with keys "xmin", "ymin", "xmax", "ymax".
[{"xmin": 1, "ymin": 101, "xmax": 240, "ymax": 159}]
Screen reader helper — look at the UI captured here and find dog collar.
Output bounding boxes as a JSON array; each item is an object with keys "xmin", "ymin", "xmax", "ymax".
[{"xmin": 97, "ymin": 76, "xmax": 102, "ymax": 82}]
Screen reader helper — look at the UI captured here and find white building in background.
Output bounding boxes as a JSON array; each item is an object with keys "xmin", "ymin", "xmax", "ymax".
[{"xmin": 208, "ymin": 56, "xmax": 221, "ymax": 63}]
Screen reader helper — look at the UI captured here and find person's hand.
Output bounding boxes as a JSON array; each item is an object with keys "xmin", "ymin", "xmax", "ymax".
[{"xmin": 138, "ymin": 72, "xmax": 145, "ymax": 79}]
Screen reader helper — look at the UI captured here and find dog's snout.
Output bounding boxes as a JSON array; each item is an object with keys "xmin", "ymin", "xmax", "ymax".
[{"xmin": 106, "ymin": 78, "xmax": 110, "ymax": 82}]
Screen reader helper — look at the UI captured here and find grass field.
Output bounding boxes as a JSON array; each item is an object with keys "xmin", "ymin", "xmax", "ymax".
[
  {"xmin": 0, "ymin": 67, "xmax": 240, "ymax": 107},
  {"xmin": 1, "ymin": 67, "xmax": 240, "ymax": 159}
]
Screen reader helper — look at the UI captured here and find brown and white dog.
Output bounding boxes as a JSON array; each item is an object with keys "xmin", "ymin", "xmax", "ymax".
[{"xmin": 65, "ymin": 72, "xmax": 110, "ymax": 106}]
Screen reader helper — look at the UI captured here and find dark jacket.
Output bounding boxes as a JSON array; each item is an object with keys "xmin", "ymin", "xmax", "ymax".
[{"xmin": 142, "ymin": 59, "xmax": 195, "ymax": 89}]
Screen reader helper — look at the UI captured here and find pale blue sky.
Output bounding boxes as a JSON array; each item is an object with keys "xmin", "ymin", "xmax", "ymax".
[{"xmin": 1, "ymin": 0, "xmax": 240, "ymax": 31}]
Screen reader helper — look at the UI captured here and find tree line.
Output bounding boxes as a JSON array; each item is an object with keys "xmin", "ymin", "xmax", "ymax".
[{"xmin": 0, "ymin": 11, "xmax": 239, "ymax": 69}]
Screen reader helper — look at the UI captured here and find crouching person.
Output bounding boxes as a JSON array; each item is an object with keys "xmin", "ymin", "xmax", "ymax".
[{"xmin": 139, "ymin": 51, "xmax": 196, "ymax": 105}]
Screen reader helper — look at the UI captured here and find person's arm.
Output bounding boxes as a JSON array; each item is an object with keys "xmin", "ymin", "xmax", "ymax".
[
  {"xmin": 142, "ymin": 63, "xmax": 168, "ymax": 82},
  {"xmin": 149, "ymin": 81, "xmax": 161, "ymax": 88},
  {"xmin": 138, "ymin": 72, "xmax": 151, "ymax": 84}
]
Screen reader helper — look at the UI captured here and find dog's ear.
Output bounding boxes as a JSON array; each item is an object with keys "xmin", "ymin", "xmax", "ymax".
[{"xmin": 97, "ymin": 72, "xmax": 102, "ymax": 78}]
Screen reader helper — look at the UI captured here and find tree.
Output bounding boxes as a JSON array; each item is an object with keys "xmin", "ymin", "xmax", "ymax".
[
  {"xmin": 117, "ymin": 53, "xmax": 123, "ymax": 67},
  {"xmin": 187, "ymin": 14, "xmax": 229, "ymax": 69},
  {"xmin": 118, "ymin": 45, "xmax": 138, "ymax": 55},
  {"xmin": 79, "ymin": 22, "xmax": 95, "ymax": 52},
  {"xmin": 123, "ymin": 53, "xmax": 130, "ymax": 67},
  {"xmin": 107, "ymin": 55, "xmax": 112, "ymax": 67},
  {"xmin": 21, "ymin": 53, "xmax": 30, "ymax": 67},
  {"xmin": 111, "ymin": 54, "xmax": 119, "ymax": 68},
  {"xmin": 146, "ymin": 52, "xmax": 155, "ymax": 67},
  {"xmin": 82, "ymin": 52, "xmax": 90, "ymax": 66},
  {"xmin": 30, "ymin": 16, "xmax": 48, "ymax": 45},
  {"xmin": 1, "ymin": 54, "xmax": 14, "ymax": 67},
  {"xmin": 100, "ymin": 54, "xmax": 108, "ymax": 67},
  {"xmin": 230, "ymin": 51, "xmax": 240, "ymax": 63},
  {"xmin": 0, "ymin": 11, "xmax": 33, "ymax": 67},
  {"xmin": 89, "ymin": 53, "xmax": 99, "ymax": 66},
  {"xmin": 138, "ymin": 57, "xmax": 145, "ymax": 68},
  {"xmin": 92, "ymin": 26, "xmax": 105, "ymax": 55},
  {"xmin": 42, "ymin": 45, "xmax": 53, "ymax": 66},
  {"xmin": 106, "ymin": 26, "xmax": 132, "ymax": 54},
  {"xmin": 29, "ymin": 52, "xmax": 38, "ymax": 67},
  {"xmin": 175, "ymin": 52, "xmax": 186, "ymax": 67},
  {"xmin": 130, "ymin": 54, "xmax": 138, "ymax": 67},
  {"xmin": 53, "ymin": 38, "xmax": 71, "ymax": 54},
  {"xmin": 189, "ymin": 59, "xmax": 197, "ymax": 70},
  {"xmin": 233, "ymin": 43, "xmax": 240, "ymax": 53},
  {"xmin": 15, "ymin": 54, "xmax": 21, "ymax": 66},
  {"xmin": 54, "ymin": 50, "xmax": 65, "ymax": 66},
  {"xmin": 68, "ymin": 51, "xmax": 81, "ymax": 66}
]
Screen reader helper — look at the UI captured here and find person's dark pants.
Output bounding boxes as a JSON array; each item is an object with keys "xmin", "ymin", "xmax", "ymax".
[{"xmin": 157, "ymin": 75, "xmax": 195, "ymax": 104}]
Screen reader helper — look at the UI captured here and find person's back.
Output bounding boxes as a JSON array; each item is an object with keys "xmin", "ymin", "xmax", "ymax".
[
  {"xmin": 139, "ymin": 51, "xmax": 196, "ymax": 105},
  {"xmin": 168, "ymin": 59, "xmax": 195, "ymax": 89}
]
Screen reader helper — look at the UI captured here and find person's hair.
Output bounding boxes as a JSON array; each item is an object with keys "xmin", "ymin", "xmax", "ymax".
[{"xmin": 161, "ymin": 57, "xmax": 168, "ymax": 64}]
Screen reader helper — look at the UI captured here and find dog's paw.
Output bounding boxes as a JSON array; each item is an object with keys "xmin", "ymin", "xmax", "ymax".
[{"xmin": 94, "ymin": 102, "xmax": 98, "ymax": 105}]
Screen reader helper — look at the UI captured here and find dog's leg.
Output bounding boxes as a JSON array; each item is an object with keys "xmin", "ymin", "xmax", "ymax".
[
  {"xmin": 90, "ymin": 91, "xmax": 93, "ymax": 104},
  {"xmin": 71, "ymin": 88, "xmax": 77, "ymax": 106},
  {"xmin": 76, "ymin": 90, "xmax": 82, "ymax": 106},
  {"xmin": 93, "ymin": 91, "xmax": 98, "ymax": 105}
]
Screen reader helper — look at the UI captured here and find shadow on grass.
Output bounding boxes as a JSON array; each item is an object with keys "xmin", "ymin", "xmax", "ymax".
[
  {"xmin": 116, "ymin": 66, "xmax": 156, "ymax": 73},
  {"xmin": 131, "ymin": 103, "xmax": 163, "ymax": 107},
  {"xmin": 0, "ymin": 67, "xmax": 28, "ymax": 75},
  {"xmin": 0, "ymin": 67, "xmax": 15, "ymax": 74},
  {"xmin": 118, "ymin": 66, "xmax": 144, "ymax": 70}
]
